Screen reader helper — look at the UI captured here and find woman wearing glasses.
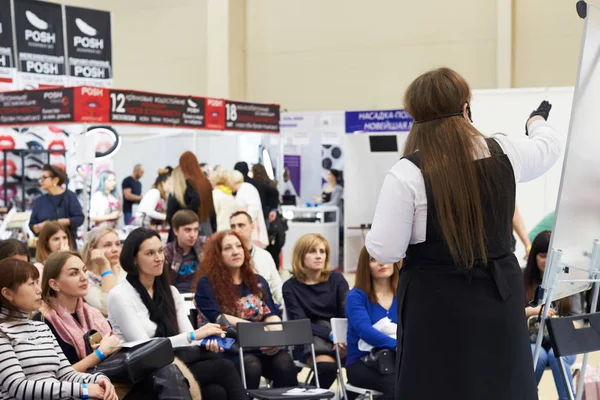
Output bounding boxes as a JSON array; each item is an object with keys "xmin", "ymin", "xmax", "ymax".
[{"xmin": 29, "ymin": 165, "xmax": 84, "ymax": 248}]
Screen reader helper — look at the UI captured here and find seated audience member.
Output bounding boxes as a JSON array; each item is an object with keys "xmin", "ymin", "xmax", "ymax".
[
  {"xmin": 282, "ymin": 233, "xmax": 349, "ymax": 389},
  {"xmin": 211, "ymin": 168, "xmax": 239, "ymax": 232},
  {"xmin": 230, "ymin": 211, "xmax": 283, "ymax": 306},
  {"xmin": 0, "ymin": 258, "xmax": 117, "ymax": 400},
  {"xmin": 34, "ymin": 251, "xmax": 122, "ymax": 371},
  {"xmin": 108, "ymin": 228, "xmax": 247, "ymax": 400},
  {"xmin": 195, "ymin": 231, "xmax": 297, "ymax": 389},
  {"xmin": 167, "ymin": 167, "xmax": 201, "ymax": 243},
  {"xmin": 136, "ymin": 168, "xmax": 172, "ymax": 227},
  {"xmin": 90, "ymin": 170, "xmax": 122, "ymax": 229},
  {"xmin": 82, "ymin": 228, "xmax": 127, "ymax": 315},
  {"xmin": 35, "ymin": 221, "xmax": 73, "ymax": 278},
  {"xmin": 0, "ymin": 239, "xmax": 29, "ymax": 262},
  {"xmin": 345, "ymin": 247, "xmax": 398, "ymax": 399},
  {"xmin": 165, "ymin": 210, "xmax": 205, "ymax": 293},
  {"xmin": 524, "ymin": 231, "xmax": 580, "ymax": 400}
]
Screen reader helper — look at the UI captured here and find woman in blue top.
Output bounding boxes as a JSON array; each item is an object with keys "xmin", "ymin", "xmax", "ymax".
[
  {"xmin": 29, "ymin": 165, "xmax": 84, "ymax": 248},
  {"xmin": 345, "ymin": 246, "xmax": 398, "ymax": 399}
]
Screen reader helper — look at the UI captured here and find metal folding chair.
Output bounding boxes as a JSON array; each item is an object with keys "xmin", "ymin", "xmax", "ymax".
[
  {"xmin": 237, "ymin": 319, "xmax": 335, "ymax": 400},
  {"xmin": 546, "ymin": 312, "xmax": 600, "ymax": 400},
  {"xmin": 331, "ymin": 318, "xmax": 383, "ymax": 400}
]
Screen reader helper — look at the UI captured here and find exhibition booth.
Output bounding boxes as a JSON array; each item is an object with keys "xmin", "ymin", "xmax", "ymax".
[{"xmin": 0, "ymin": 85, "xmax": 281, "ymax": 244}]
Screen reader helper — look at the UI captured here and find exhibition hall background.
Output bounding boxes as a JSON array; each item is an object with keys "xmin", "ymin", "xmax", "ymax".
[{"xmin": 57, "ymin": 0, "xmax": 590, "ymax": 110}]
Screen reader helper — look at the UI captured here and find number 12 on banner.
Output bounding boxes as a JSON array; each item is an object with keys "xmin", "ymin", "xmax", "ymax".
[
  {"xmin": 110, "ymin": 93, "xmax": 125, "ymax": 113},
  {"xmin": 226, "ymin": 103, "xmax": 237, "ymax": 122}
]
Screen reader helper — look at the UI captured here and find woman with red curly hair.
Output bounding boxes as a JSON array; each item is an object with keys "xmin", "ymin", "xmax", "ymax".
[{"xmin": 194, "ymin": 231, "xmax": 297, "ymax": 389}]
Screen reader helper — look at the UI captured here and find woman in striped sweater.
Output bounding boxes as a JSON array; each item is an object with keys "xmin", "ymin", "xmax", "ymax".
[{"xmin": 0, "ymin": 258, "xmax": 117, "ymax": 400}]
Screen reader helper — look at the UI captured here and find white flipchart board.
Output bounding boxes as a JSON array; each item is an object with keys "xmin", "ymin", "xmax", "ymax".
[{"xmin": 541, "ymin": 4, "xmax": 600, "ymax": 300}]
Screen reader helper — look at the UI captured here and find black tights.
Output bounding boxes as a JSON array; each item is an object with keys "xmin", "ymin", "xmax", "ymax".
[
  {"xmin": 309, "ymin": 362, "xmax": 338, "ymax": 389},
  {"xmin": 239, "ymin": 351, "xmax": 298, "ymax": 389},
  {"xmin": 186, "ymin": 356, "xmax": 248, "ymax": 400}
]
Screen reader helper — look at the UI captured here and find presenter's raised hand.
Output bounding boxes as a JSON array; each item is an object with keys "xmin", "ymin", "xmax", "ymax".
[{"xmin": 526, "ymin": 100, "xmax": 552, "ymax": 135}]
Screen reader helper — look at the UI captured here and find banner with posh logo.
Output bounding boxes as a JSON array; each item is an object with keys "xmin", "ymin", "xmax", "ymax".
[
  {"xmin": 65, "ymin": 6, "xmax": 112, "ymax": 87},
  {"xmin": 0, "ymin": 0, "xmax": 15, "ymax": 91},
  {"xmin": 14, "ymin": 0, "xmax": 67, "ymax": 89}
]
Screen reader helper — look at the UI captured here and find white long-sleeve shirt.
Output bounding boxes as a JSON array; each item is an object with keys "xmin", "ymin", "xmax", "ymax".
[
  {"xmin": 251, "ymin": 245, "xmax": 284, "ymax": 305},
  {"xmin": 107, "ymin": 280, "xmax": 194, "ymax": 348},
  {"xmin": 212, "ymin": 188, "xmax": 240, "ymax": 232},
  {"xmin": 235, "ymin": 183, "xmax": 269, "ymax": 247},
  {"xmin": 135, "ymin": 188, "xmax": 166, "ymax": 226},
  {"xmin": 366, "ymin": 120, "xmax": 565, "ymax": 264}
]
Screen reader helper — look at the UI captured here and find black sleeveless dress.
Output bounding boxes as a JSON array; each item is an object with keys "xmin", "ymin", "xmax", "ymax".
[{"xmin": 396, "ymin": 139, "xmax": 538, "ymax": 399}]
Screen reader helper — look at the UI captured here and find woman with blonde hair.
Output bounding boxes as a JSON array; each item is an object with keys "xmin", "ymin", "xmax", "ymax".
[
  {"xmin": 211, "ymin": 168, "xmax": 239, "ymax": 232},
  {"xmin": 34, "ymin": 221, "xmax": 73, "ymax": 278},
  {"xmin": 230, "ymin": 170, "xmax": 268, "ymax": 247},
  {"xmin": 166, "ymin": 166, "xmax": 200, "ymax": 242},
  {"xmin": 81, "ymin": 227, "xmax": 126, "ymax": 315},
  {"xmin": 366, "ymin": 67, "xmax": 563, "ymax": 399},
  {"xmin": 282, "ymin": 233, "xmax": 349, "ymax": 389},
  {"xmin": 135, "ymin": 168, "xmax": 172, "ymax": 226}
]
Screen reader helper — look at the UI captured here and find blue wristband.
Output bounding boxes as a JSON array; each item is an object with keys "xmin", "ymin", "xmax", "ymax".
[
  {"xmin": 81, "ymin": 383, "xmax": 89, "ymax": 399},
  {"xmin": 189, "ymin": 331, "xmax": 195, "ymax": 342},
  {"xmin": 94, "ymin": 348, "xmax": 106, "ymax": 362},
  {"xmin": 101, "ymin": 270, "xmax": 113, "ymax": 278}
]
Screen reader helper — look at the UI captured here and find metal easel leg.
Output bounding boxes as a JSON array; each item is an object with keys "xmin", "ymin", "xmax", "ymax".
[
  {"xmin": 576, "ymin": 240, "xmax": 600, "ymax": 400},
  {"xmin": 559, "ymin": 356, "xmax": 576, "ymax": 400},
  {"xmin": 533, "ymin": 250, "xmax": 563, "ymax": 367}
]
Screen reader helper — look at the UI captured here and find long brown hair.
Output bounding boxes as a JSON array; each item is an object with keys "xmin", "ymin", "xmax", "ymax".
[
  {"xmin": 41, "ymin": 251, "xmax": 82, "ymax": 306},
  {"xmin": 179, "ymin": 152, "xmax": 214, "ymax": 222},
  {"xmin": 403, "ymin": 67, "xmax": 497, "ymax": 269},
  {"xmin": 523, "ymin": 231, "xmax": 571, "ymax": 314},
  {"xmin": 355, "ymin": 246, "xmax": 399, "ymax": 303},
  {"xmin": 252, "ymin": 164, "xmax": 276, "ymax": 188},
  {"xmin": 199, "ymin": 231, "xmax": 260, "ymax": 314},
  {"xmin": 36, "ymin": 222, "xmax": 73, "ymax": 264}
]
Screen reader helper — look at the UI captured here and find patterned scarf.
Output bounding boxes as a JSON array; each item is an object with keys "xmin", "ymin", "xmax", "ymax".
[{"xmin": 43, "ymin": 297, "xmax": 111, "ymax": 359}]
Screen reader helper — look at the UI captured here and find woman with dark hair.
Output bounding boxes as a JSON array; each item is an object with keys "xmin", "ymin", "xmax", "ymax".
[
  {"xmin": 251, "ymin": 163, "xmax": 279, "ymax": 223},
  {"xmin": 34, "ymin": 221, "xmax": 74, "ymax": 279},
  {"xmin": 136, "ymin": 168, "xmax": 172, "ymax": 227},
  {"xmin": 0, "ymin": 239, "xmax": 29, "ymax": 262},
  {"xmin": 320, "ymin": 169, "xmax": 343, "ymax": 207},
  {"xmin": 195, "ymin": 231, "xmax": 297, "ymax": 389},
  {"xmin": 108, "ymin": 228, "xmax": 248, "ymax": 400},
  {"xmin": 366, "ymin": 68, "xmax": 564, "ymax": 399},
  {"xmin": 0, "ymin": 258, "xmax": 117, "ymax": 399},
  {"xmin": 345, "ymin": 247, "xmax": 398, "ymax": 399},
  {"xmin": 524, "ymin": 231, "xmax": 579, "ymax": 400},
  {"xmin": 179, "ymin": 152, "xmax": 215, "ymax": 236},
  {"xmin": 29, "ymin": 165, "xmax": 84, "ymax": 246}
]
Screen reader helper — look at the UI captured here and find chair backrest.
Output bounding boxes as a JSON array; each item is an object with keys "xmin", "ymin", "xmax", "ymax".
[
  {"xmin": 547, "ymin": 312, "xmax": 600, "ymax": 357},
  {"xmin": 331, "ymin": 318, "xmax": 348, "ymax": 345},
  {"xmin": 237, "ymin": 319, "xmax": 314, "ymax": 348}
]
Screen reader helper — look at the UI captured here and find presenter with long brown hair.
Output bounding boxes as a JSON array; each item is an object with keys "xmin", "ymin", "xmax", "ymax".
[{"xmin": 366, "ymin": 67, "xmax": 564, "ymax": 400}]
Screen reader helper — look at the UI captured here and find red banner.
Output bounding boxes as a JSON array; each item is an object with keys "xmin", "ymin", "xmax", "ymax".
[{"xmin": 0, "ymin": 86, "xmax": 280, "ymax": 133}]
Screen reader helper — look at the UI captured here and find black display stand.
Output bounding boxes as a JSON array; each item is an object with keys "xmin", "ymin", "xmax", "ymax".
[{"xmin": 2, "ymin": 149, "xmax": 67, "ymax": 211}]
